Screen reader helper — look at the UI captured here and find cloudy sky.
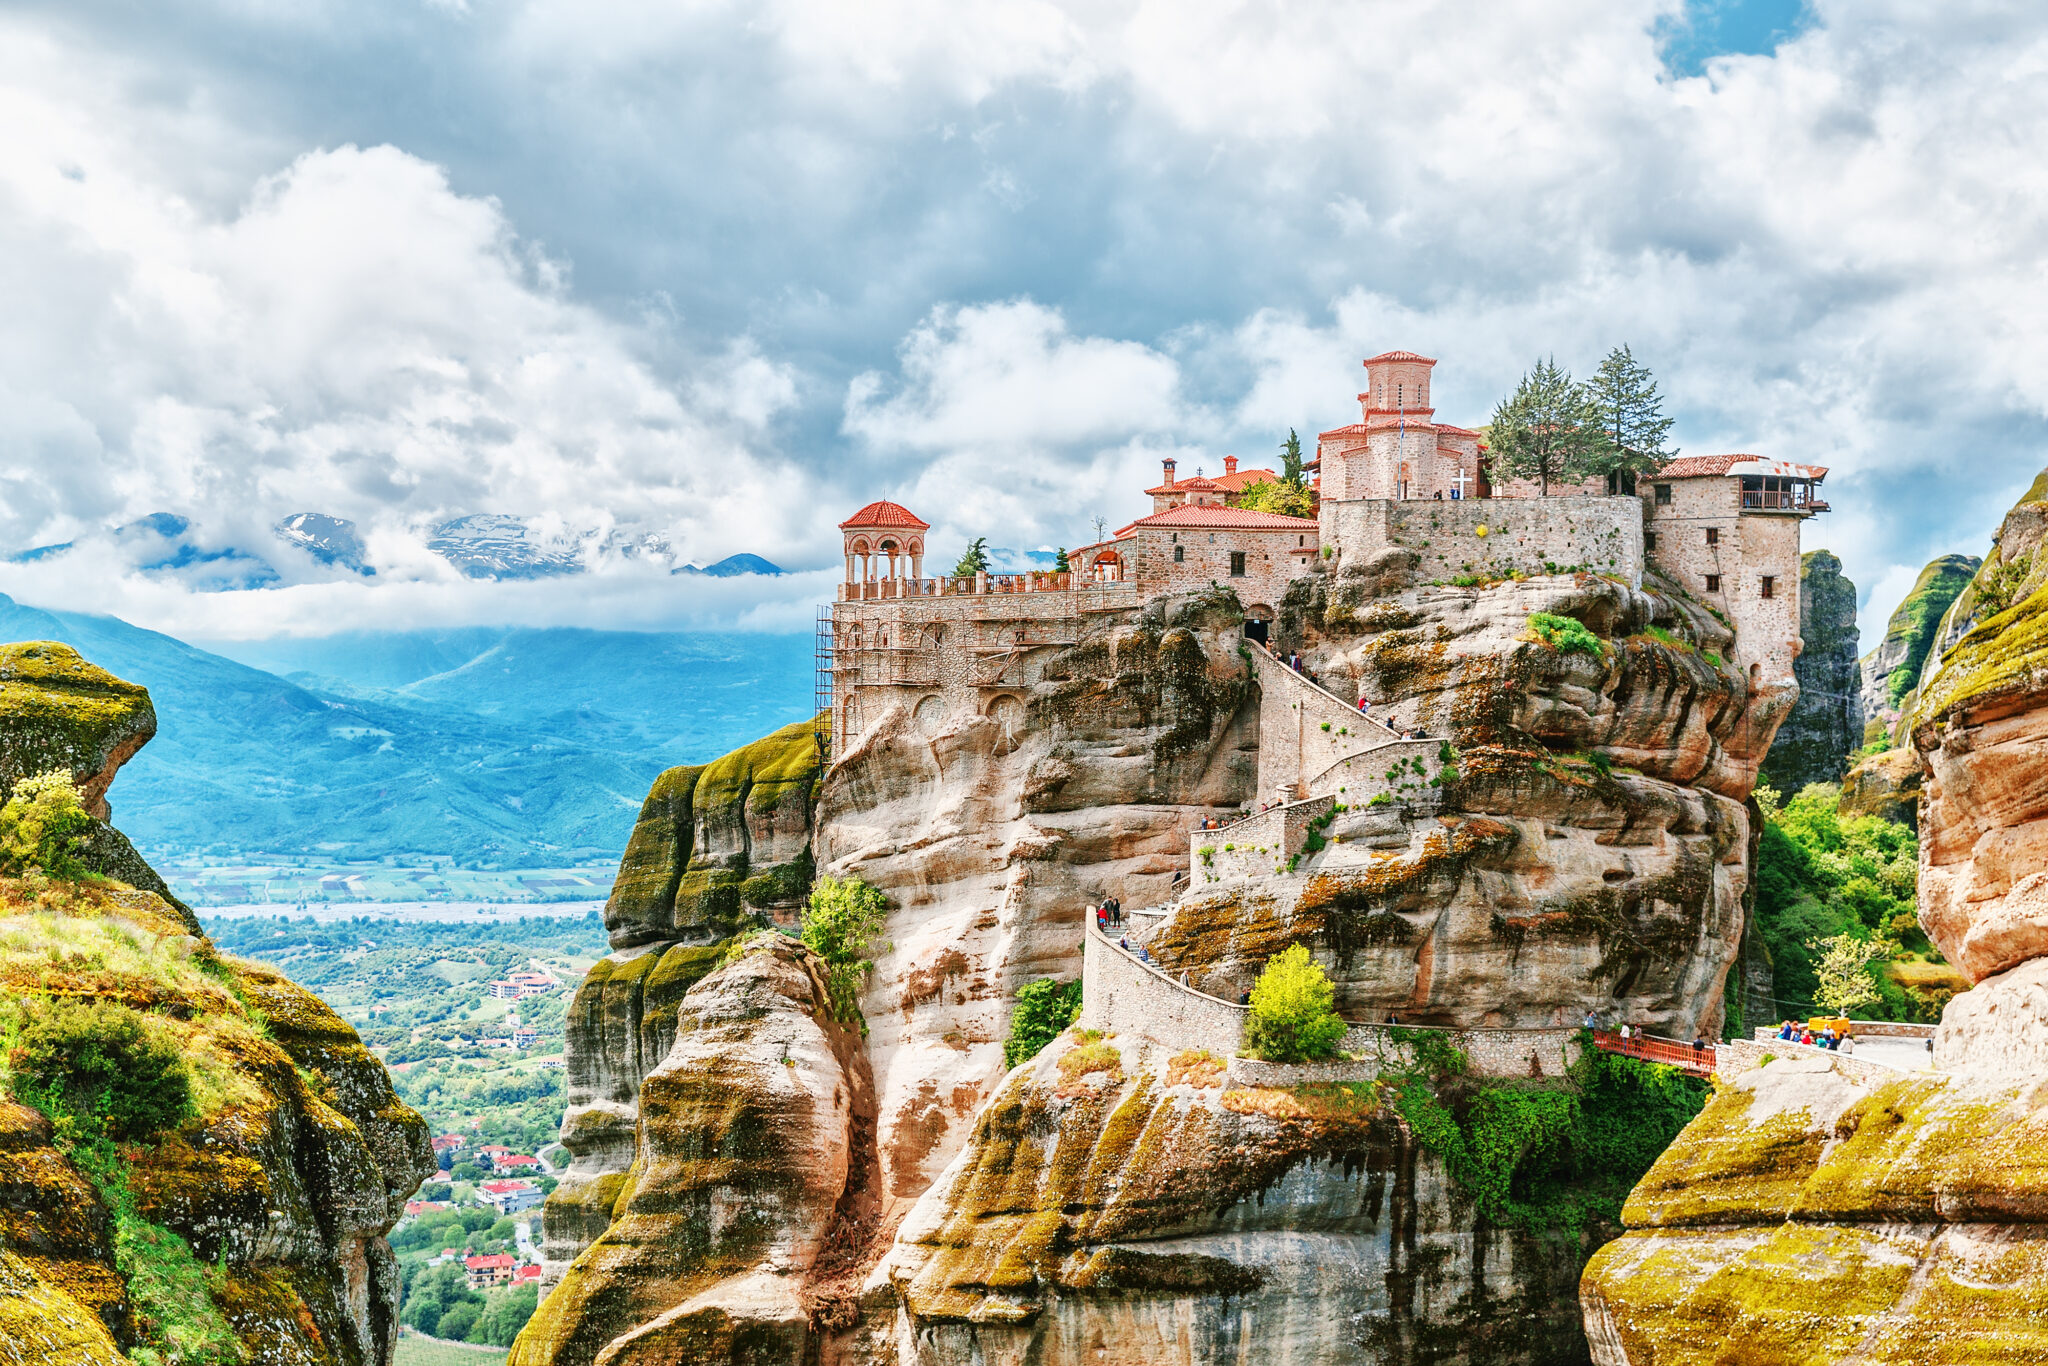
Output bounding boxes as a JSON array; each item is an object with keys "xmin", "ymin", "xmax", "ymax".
[{"xmin": 0, "ymin": 0, "xmax": 2041, "ymax": 642}]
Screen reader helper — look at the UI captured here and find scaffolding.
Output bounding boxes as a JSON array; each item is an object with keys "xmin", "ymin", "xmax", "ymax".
[{"xmin": 813, "ymin": 605, "xmax": 834, "ymax": 762}]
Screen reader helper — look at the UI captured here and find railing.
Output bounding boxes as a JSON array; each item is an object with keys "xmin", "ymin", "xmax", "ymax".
[
  {"xmin": 1741, "ymin": 491, "xmax": 1819, "ymax": 512},
  {"xmin": 1591, "ymin": 1029, "xmax": 1715, "ymax": 1076}
]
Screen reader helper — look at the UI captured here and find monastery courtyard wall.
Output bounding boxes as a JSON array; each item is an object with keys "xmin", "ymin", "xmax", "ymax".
[{"xmin": 1321, "ymin": 494, "xmax": 1644, "ymax": 588}]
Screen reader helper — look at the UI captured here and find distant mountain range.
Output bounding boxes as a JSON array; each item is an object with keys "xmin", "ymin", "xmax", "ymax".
[
  {"xmin": 0, "ymin": 594, "xmax": 814, "ymax": 867},
  {"xmin": 11, "ymin": 512, "xmax": 785, "ymax": 583}
]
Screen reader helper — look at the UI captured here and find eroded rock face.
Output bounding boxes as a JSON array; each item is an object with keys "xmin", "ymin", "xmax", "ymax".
[
  {"xmin": 0, "ymin": 640, "xmax": 156, "ymax": 821},
  {"xmin": 886, "ymin": 1030, "xmax": 1591, "ymax": 1365},
  {"xmin": 0, "ymin": 648, "xmax": 431, "ymax": 1366},
  {"xmin": 1581, "ymin": 1058, "xmax": 2048, "ymax": 1364},
  {"xmin": 1838, "ymin": 744, "xmax": 1921, "ymax": 832},
  {"xmin": 1758, "ymin": 549, "xmax": 1861, "ymax": 793},
  {"xmin": 1159, "ymin": 568, "xmax": 1773, "ymax": 1038},
  {"xmin": 1858, "ymin": 552, "xmax": 1979, "ymax": 734},
  {"xmin": 814, "ymin": 594, "xmax": 1256, "ymax": 1205},
  {"xmin": 511, "ymin": 935, "xmax": 877, "ymax": 1366},
  {"xmin": 1910, "ymin": 482, "xmax": 2048, "ymax": 982}
]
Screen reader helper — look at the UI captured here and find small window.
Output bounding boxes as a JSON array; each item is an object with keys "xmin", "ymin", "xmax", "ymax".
[
  {"xmin": 1655, "ymin": 484, "xmax": 1672, "ymax": 506},
  {"xmin": 1705, "ymin": 574, "xmax": 1722, "ymax": 593},
  {"xmin": 1761, "ymin": 576, "xmax": 1775, "ymax": 599},
  {"xmin": 1645, "ymin": 532, "xmax": 1657, "ymax": 551},
  {"xmin": 1174, "ymin": 545, "xmax": 1184, "ymax": 563},
  {"xmin": 1705, "ymin": 527, "xmax": 1719, "ymax": 546},
  {"xmin": 1229, "ymin": 551, "xmax": 1247, "ymax": 577}
]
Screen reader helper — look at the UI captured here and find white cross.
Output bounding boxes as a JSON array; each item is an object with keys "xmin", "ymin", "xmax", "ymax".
[{"xmin": 1451, "ymin": 466, "xmax": 1472, "ymax": 500}]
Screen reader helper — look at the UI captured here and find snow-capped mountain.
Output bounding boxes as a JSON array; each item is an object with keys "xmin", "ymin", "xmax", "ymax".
[
  {"xmin": 275, "ymin": 513, "xmax": 373, "ymax": 575},
  {"xmin": 426, "ymin": 514, "xmax": 588, "ymax": 580}
]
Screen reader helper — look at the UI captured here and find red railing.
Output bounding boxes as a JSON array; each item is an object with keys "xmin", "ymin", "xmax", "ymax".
[{"xmin": 1591, "ymin": 1029, "xmax": 1716, "ymax": 1076}]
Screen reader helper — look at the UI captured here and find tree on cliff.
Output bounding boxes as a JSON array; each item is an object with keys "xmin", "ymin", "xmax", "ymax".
[
  {"xmin": 1485, "ymin": 357, "xmax": 1608, "ymax": 496},
  {"xmin": 953, "ymin": 538, "xmax": 991, "ymax": 576},
  {"xmin": 1587, "ymin": 344, "xmax": 1676, "ymax": 485},
  {"xmin": 1243, "ymin": 944, "xmax": 1346, "ymax": 1062},
  {"xmin": 803, "ymin": 875, "xmax": 891, "ymax": 1032}
]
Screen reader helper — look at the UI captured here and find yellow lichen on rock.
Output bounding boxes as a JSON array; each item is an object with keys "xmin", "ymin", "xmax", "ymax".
[{"xmin": 0, "ymin": 1247, "xmax": 124, "ymax": 1366}]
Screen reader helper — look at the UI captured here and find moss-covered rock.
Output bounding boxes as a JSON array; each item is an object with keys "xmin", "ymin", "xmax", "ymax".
[
  {"xmin": 0, "ymin": 641, "xmax": 156, "ymax": 821},
  {"xmin": 0, "ymin": 645, "xmax": 431, "ymax": 1366},
  {"xmin": 1858, "ymin": 552, "xmax": 1980, "ymax": 723},
  {"xmin": 603, "ymin": 719, "xmax": 823, "ymax": 950},
  {"xmin": 1583, "ymin": 1056, "xmax": 2048, "ymax": 1364}
]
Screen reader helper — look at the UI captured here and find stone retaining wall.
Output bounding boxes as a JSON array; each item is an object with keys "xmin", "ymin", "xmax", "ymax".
[
  {"xmin": 1189, "ymin": 795, "xmax": 1333, "ymax": 888},
  {"xmin": 1083, "ymin": 924, "xmax": 1583, "ymax": 1078},
  {"xmin": 1716, "ymin": 1037, "xmax": 1907, "ymax": 1085},
  {"xmin": 1322, "ymin": 495, "xmax": 1643, "ymax": 589},
  {"xmin": 1307, "ymin": 739, "xmax": 1448, "ymax": 803},
  {"xmin": 1082, "ymin": 920, "xmax": 1247, "ymax": 1053},
  {"xmin": 1753, "ymin": 1021, "xmax": 1936, "ymax": 1040}
]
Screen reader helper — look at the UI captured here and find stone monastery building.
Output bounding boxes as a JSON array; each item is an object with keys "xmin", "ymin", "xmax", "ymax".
[{"xmin": 824, "ymin": 349, "xmax": 1827, "ymax": 759}]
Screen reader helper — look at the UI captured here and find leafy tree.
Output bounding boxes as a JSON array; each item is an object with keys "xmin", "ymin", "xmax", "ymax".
[
  {"xmin": 802, "ymin": 875, "xmax": 891, "ymax": 1032},
  {"xmin": 1587, "ymin": 344, "xmax": 1677, "ymax": 484},
  {"xmin": 1243, "ymin": 944, "xmax": 1346, "ymax": 1062},
  {"xmin": 1003, "ymin": 978, "xmax": 1082, "ymax": 1068},
  {"xmin": 952, "ymin": 537, "xmax": 990, "ymax": 576},
  {"xmin": 472, "ymin": 1283, "xmax": 540, "ymax": 1346},
  {"xmin": 12, "ymin": 999, "xmax": 193, "ymax": 1141},
  {"xmin": 0, "ymin": 769, "xmax": 94, "ymax": 877},
  {"xmin": 1751, "ymin": 783, "xmax": 1933, "ymax": 1021},
  {"xmin": 451, "ymin": 1160, "xmax": 484, "ymax": 1183},
  {"xmin": 1485, "ymin": 357, "xmax": 1609, "ymax": 496},
  {"xmin": 437, "ymin": 1303, "xmax": 481, "ymax": 1342},
  {"xmin": 1234, "ymin": 478, "xmax": 1315, "ymax": 518},
  {"xmin": 401, "ymin": 1261, "xmax": 484, "ymax": 1337},
  {"xmin": 1280, "ymin": 428, "xmax": 1305, "ymax": 485},
  {"xmin": 1808, "ymin": 934, "xmax": 1886, "ymax": 1015},
  {"xmin": 1053, "ymin": 547, "xmax": 1070, "ymax": 572}
]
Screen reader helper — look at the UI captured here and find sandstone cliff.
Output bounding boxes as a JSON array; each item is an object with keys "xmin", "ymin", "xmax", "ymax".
[
  {"xmin": 1856, "ymin": 551, "xmax": 1979, "ymax": 738},
  {"xmin": 1758, "ymin": 549, "xmax": 1861, "ymax": 794},
  {"xmin": 1581, "ymin": 473, "xmax": 2048, "ymax": 1361},
  {"xmin": 542, "ymin": 717, "xmax": 825, "ymax": 1279},
  {"xmin": 884, "ymin": 1029, "xmax": 1590, "ymax": 1366},
  {"xmin": 510, "ymin": 934, "xmax": 878, "ymax": 1366},
  {"xmin": 1139, "ymin": 563, "xmax": 1774, "ymax": 1040},
  {"xmin": 0, "ymin": 640, "xmax": 433, "ymax": 1365},
  {"xmin": 530, "ymin": 550, "xmax": 1805, "ymax": 1365},
  {"xmin": 812, "ymin": 590, "xmax": 1256, "ymax": 1206}
]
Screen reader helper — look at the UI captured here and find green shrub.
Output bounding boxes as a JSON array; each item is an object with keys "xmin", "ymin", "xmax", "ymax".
[
  {"xmin": 1004, "ymin": 977, "xmax": 1082, "ymax": 1069},
  {"xmin": 472, "ymin": 1283, "xmax": 540, "ymax": 1345},
  {"xmin": 1242, "ymin": 944, "xmax": 1346, "ymax": 1062},
  {"xmin": 1527, "ymin": 612, "xmax": 1603, "ymax": 657},
  {"xmin": 0, "ymin": 770, "xmax": 94, "ymax": 877},
  {"xmin": 11, "ymin": 998, "xmax": 193, "ymax": 1141},
  {"xmin": 802, "ymin": 875, "xmax": 891, "ymax": 1033},
  {"xmin": 116, "ymin": 1215, "xmax": 241, "ymax": 1365}
]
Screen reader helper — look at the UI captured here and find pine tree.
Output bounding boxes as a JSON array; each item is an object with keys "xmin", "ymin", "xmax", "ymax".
[
  {"xmin": 1588, "ymin": 345, "xmax": 1677, "ymax": 486},
  {"xmin": 952, "ymin": 537, "xmax": 990, "ymax": 576},
  {"xmin": 1280, "ymin": 429, "xmax": 1305, "ymax": 486},
  {"xmin": 1053, "ymin": 547, "xmax": 1070, "ymax": 572},
  {"xmin": 1485, "ymin": 357, "xmax": 1608, "ymax": 497}
]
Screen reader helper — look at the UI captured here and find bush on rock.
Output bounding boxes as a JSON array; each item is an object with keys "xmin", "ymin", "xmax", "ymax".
[
  {"xmin": 802, "ymin": 875, "xmax": 891, "ymax": 1033},
  {"xmin": 1242, "ymin": 944, "xmax": 1346, "ymax": 1062},
  {"xmin": 1004, "ymin": 977, "xmax": 1082, "ymax": 1068}
]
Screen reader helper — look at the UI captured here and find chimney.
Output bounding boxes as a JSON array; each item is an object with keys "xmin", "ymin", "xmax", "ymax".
[
  {"xmin": 1162, "ymin": 457, "xmax": 1177, "ymax": 485},
  {"xmin": 1224, "ymin": 455, "xmax": 1238, "ymax": 475}
]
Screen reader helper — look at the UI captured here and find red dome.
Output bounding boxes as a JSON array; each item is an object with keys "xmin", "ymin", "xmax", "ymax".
[{"xmin": 839, "ymin": 500, "xmax": 930, "ymax": 531}]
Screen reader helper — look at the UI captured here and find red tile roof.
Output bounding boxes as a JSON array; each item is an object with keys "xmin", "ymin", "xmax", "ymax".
[
  {"xmin": 1363, "ymin": 350, "xmax": 1437, "ymax": 366},
  {"xmin": 1433, "ymin": 423, "xmax": 1483, "ymax": 439},
  {"xmin": 513, "ymin": 1265, "xmax": 542, "ymax": 1282},
  {"xmin": 839, "ymin": 500, "xmax": 930, "ymax": 531},
  {"xmin": 494, "ymin": 1155, "xmax": 540, "ymax": 1167},
  {"xmin": 1655, "ymin": 454, "xmax": 1829, "ymax": 481},
  {"xmin": 1215, "ymin": 466, "xmax": 1280, "ymax": 491},
  {"xmin": 466, "ymin": 1254, "xmax": 516, "ymax": 1270},
  {"xmin": 1117, "ymin": 505, "xmax": 1319, "ymax": 534},
  {"xmin": 478, "ymin": 1179, "xmax": 537, "ymax": 1194}
]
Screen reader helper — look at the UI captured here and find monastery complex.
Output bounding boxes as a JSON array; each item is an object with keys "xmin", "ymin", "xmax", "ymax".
[{"xmin": 825, "ymin": 349, "xmax": 1827, "ymax": 761}]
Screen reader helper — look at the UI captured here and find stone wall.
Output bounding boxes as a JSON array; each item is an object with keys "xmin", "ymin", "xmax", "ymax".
[
  {"xmin": 1189, "ymin": 795, "xmax": 1333, "ymax": 888},
  {"xmin": 1254, "ymin": 644, "xmax": 1405, "ymax": 792},
  {"xmin": 828, "ymin": 580, "xmax": 1140, "ymax": 758},
  {"xmin": 1307, "ymin": 738, "xmax": 1448, "ymax": 802},
  {"xmin": 1083, "ymin": 923, "xmax": 1582, "ymax": 1078},
  {"xmin": 1321, "ymin": 495, "xmax": 1643, "ymax": 589},
  {"xmin": 1081, "ymin": 918, "xmax": 1248, "ymax": 1052},
  {"xmin": 1713, "ymin": 1036, "xmax": 1903, "ymax": 1085},
  {"xmin": 1116, "ymin": 523, "xmax": 1318, "ymax": 617}
]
